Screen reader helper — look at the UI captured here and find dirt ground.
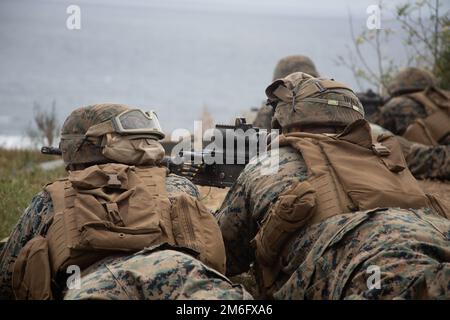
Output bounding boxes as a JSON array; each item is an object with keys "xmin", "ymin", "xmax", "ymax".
[{"xmin": 198, "ymin": 186, "xmax": 229, "ymax": 211}]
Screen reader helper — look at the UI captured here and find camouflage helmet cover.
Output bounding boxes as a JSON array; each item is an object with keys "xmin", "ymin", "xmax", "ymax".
[
  {"xmin": 387, "ymin": 67, "xmax": 437, "ymax": 96},
  {"xmin": 266, "ymin": 72, "xmax": 364, "ymax": 130},
  {"xmin": 60, "ymin": 104, "xmax": 164, "ymax": 167},
  {"xmin": 60, "ymin": 104, "xmax": 127, "ymax": 166},
  {"xmin": 272, "ymin": 55, "xmax": 319, "ymax": 80}
]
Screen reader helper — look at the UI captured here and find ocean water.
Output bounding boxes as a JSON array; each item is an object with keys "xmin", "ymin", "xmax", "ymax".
[{"xmin": 0, "ymin": 0, "xmax": 410, "ymax": 146}]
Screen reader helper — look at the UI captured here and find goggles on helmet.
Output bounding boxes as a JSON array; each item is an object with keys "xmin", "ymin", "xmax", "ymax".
[
  {"xmin": 61, "ymin": 108, "xmax": 166, "ymax": 141},
  {"xmin": 112, "ymin": 109, "xmax": 165, "ymax": 139}
]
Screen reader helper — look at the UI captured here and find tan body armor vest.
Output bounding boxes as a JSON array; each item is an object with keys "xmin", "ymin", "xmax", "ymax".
[
  {"xmin": 12, "ymin": 163, "xmax": 226, "ymax": 300},
  {"xmin": 402, "ymin": 87, "xmax": 450, "ymax": 145},
  {"xmin": 252, "ymin": 119, "xmax": 446, "ymax": 296}
]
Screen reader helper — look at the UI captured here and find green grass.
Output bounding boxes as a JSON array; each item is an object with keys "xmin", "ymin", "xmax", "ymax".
[{"xmin": 0, "ymin": 148, "xmax": 66, "ymax": 239}]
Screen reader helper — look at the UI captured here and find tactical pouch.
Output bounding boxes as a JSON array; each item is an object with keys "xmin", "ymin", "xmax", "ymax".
[
  {"xmin": 46, "ymin": 164, "xmax": 174, "ymax": 274},
  {"xmin": 12, "ymin": 236, "xmax": 53, "ymax": 300},
  {"xmin": 252, "ymin": 181, "xmax": 316, "ymax": 290},
  {"xmin": 403, "ymin": 118, "xmax": 438, "ymax": 146},
  {"xmin": 44, "ymin": 163, "xmax": 227, "ymax": 277},
  {"xmin": 170, "ymin": 193, "xmax": 226, "ymax": 274},
  {"xmin": 403, "ymin": 113, "xmax": 449, "ymax": 146},
  {"xmin": 403, "ymin": 88, "xmax": 450, "ymax": 145}
]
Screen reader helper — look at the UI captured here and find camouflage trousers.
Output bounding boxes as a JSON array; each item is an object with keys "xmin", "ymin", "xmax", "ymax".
[
  {"xmin": 274, "ymin": 208, "xmax": 450, "ymax": 300},
  {"xmin": 64, "ymin": 249, "xmax": 252, "ymax": 300}
]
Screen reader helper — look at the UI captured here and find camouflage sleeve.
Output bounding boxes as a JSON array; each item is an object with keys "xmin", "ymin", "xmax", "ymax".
[
  {"xmin": 0, "ymin": 191, "xmax": 53, "ymax": 300},
  {"xmin": 215, "ymin": 180, "xmax": 256, "ymax": 277},
  {"xmin": 215, "ymin": 148, "xmax": 308, "ymax": 277},
  {"xmin": 375, "ymin": 96, "xmax": 427, "ymax": 135},
  {"xmin": 406, "ymin": 144, "xmax": 450, "ymax": 180},
  {"xmin": 166, "ymin": 174, "xmax": 200, "ymax": 199}
]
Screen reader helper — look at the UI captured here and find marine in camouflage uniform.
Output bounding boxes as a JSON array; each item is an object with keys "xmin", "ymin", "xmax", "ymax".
[
  {"xmin": 404, "ymin": 143, "xmax": 450, "ymax": 180},
  {"xmin": 370, "ymin": 123, "xmax": 450, "ymax": 180},
  {"xmin": 0, "ymin": 104, "xmax": 251, "ymax": 300},
  {"xmin": 253, "ymin": 55, "xmax": 319, "ymax": 129},
  {"xmin": 372, "ymin": 67, "xmax": 450, "ymax": 180},
  {"xmin": 216, "ymin": 72, "xmax": 450, "ymax": 299}
]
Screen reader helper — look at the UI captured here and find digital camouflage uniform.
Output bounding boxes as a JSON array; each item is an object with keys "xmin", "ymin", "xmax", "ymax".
[
  {"xmin": 372, "ymin": 67, "xmax": 450, "ymax": 180},
  {"xmin": 216, "ymin": 146, "xmax": 450, "ymax": 299},
  {"xmin": 217, "ymin": 72, "xmax": 450, "ymax": 299},
  {"xmin": 64, "ymin": 249, "xmax": 250, "ymax": 300},
  {"xmin": 373, "ymin": 95, "xmax": 450, "ymax": 146},
  {"xmin": 370, "ymin": 123, "xmax": 450, "ymax": 180},
  {"xmin": 0, "ymin": 104, "xmax": 251, "ymax": 300},
  {"xmin": 0, "ymin": 174, "xmax": 250, "ymax": 300},
  {"xmin": 406, "ymin": 143, "xmax": 450, "ymax": 180}
]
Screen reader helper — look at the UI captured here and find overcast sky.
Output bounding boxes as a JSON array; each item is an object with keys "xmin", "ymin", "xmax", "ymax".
[{"xmin": 43, "ymin": 0, "xmax": 421, "ymax": 18}]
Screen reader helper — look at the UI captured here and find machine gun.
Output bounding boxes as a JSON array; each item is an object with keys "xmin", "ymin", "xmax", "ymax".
[
  {"xmin": 356, "ymin": 89, "xmax": 385, "ymax": 117},
  {"xmin": 41, "ymin": 118, "xmax": 270, "ymax": 189},
  {"xmin": 162, "ymin": 118, "xmax": 269, "ymax": 188},
  {"xmin": 41, "ymin": 146, "xmax": 62, "ymax": 155}
]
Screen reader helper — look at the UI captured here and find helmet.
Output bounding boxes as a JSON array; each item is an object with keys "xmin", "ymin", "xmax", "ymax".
[
  {"xmin": 387, "ymin": 67, "xmax": 437, "ymax": 96},
  {"xmin": 60, "ymin": 104, "xmax": 165, "ymax": 168},
  {"xmin": 266, "ymin": 72, "xmax": 364, "ymax": 130},
  {"xmin": 272, "ymin": 55, "xmax": 319, "ymax": 80}
]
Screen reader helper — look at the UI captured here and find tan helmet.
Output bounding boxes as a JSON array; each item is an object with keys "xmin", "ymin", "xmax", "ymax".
[
  {"xmin": 387, "ymin": 67, "xmax": 437, "ymax": 96},
  {"xmin": 60, "ymin": 104, "xmax": 165, "ymax": 168},
  {"xmin": 266, "ymin": 72, "xmax": 364, "ymax": 130},
  {"xmin": 272, "ymin": 55, "xmax": 319, "ymax": 80}
]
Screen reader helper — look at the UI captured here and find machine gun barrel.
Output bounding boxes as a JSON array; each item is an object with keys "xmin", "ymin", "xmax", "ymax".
[{"xmin": 41, "ymin": 146, "xmax": 62, "ymax": 155}]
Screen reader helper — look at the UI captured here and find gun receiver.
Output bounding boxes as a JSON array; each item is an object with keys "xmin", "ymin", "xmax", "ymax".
[
  {"xmin": 356, "ymin": 89, "xmax": 385, "ymax": 116},
  {"xmin": 161, "ymin": 155, "xmax": 244, "ymax": 188},
  {"xmin": 162, "ymin": 118, "xmax": 270, "ymax": 188}
]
